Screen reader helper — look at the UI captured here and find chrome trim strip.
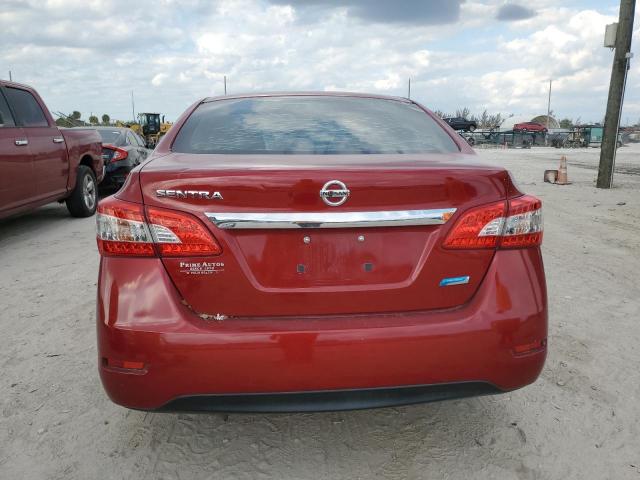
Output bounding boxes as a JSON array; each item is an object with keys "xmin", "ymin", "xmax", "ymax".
[{"xmin": 206, "ymin": 209, "xmax": 457, "ymax": 229}]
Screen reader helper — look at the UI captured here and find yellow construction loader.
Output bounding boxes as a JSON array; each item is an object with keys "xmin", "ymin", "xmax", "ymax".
[{"xmin": 123, "ymin": 113, "xmax": 172, "ymax": 147}]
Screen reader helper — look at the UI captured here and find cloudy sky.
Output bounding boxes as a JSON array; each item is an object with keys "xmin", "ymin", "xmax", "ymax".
[{"xmin": 1, "ymin": 0, "xmax": 638, "ymax": 124}]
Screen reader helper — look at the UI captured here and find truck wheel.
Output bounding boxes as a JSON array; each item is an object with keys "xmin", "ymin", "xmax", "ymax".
[
  {"xmin": 468, "ymin": 125, "xmax": 476, "ymax": 132},
  {"xmin": 66, "ymin": 165, "xmax": 98, "ymax": 217}
]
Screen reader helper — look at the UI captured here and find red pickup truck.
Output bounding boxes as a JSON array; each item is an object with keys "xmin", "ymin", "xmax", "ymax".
[{"xmin": 0, "ymin": 81, "xmax": 103, "ymax": 220}]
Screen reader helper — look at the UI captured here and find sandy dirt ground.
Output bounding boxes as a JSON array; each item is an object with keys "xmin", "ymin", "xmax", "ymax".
[{"xmin": 1, "ymin": 145, "xmax": 639, "ymax": 480}]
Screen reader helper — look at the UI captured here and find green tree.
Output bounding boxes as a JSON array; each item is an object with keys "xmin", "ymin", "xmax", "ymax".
[
  {"xmin": 475, "ymin": 110, "xmax": 504, "ymax": 129},
  {"xmin": 559, "ymin": 118, "xmax": 573, "ymax": 129},
  {"xmin": 71, "ymin": 111, "xmax": 81, "ymax": 121},
  {"xmin": 55, "ymin": 117, "xmax": 72, "ymax": 127},
  {"xmin": 89, "ymin": 115, "xmax": 99, "ymax": 125},
  {"xmin": 101, "ymin": 114, "xmax": 110, "ymax": 125}
]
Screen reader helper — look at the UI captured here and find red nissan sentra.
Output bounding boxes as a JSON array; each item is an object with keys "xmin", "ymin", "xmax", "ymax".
[{"xmin": 96, "ymin": 92, "xmax": 547, "ymax": 412}]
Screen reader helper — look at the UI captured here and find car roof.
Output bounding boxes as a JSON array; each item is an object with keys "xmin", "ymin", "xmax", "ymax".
[
  {"xmin": 202, "ymin": 91, "xmax": 413, "ymax": 104},
  {"xmin": 0, "ymin": 80, "xmax": 35, "ymax": 90},
  {"xmin": 92, "ymin": 126, "xmax": 127, "ymax": 132}
]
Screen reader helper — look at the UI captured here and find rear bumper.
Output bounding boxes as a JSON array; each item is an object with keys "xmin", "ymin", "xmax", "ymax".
[
  {"xmin": 102, "ymin": 163, "xmax": 135, "ymax": 188},
  {"xmin": 157, "ymin": 383, "xmax": 501, "ymax": 413},
  {"xmin": 97, "ymin": 249, "xmax": 547, "ymax": 411}
]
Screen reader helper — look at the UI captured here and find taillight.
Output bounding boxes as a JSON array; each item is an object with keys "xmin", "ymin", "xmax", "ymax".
[
  {"xmin": 96, "ymin": 200, "xmax": 154, "ymax": 256},
  {"xmin": 102, "ymin": 144, "xmax": 128, "ymax": 163},
  {"xmin": 443, "ymin": 195, "xmax": 542, "ymax": 249},
  {"xmin": 146, "ymin": 206, "xmax": 222, "ymax": 256},
  {"xmin": 96, "ymin": 197, "xmax": 221, "ymax": 257},
  {"xmin": 442, "ymin": 201, "xmax": 506, "ymax": 249},
  {"xmin": 501, "ymin": 195, "xmax": 543, "ymax": 248}
]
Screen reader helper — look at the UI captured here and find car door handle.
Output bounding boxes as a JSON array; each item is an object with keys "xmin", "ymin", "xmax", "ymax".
[
  {"xmin": 53, "ymin": 136, "xmax": 65, "ymax": 143},
  {"xmin": 15, "ymin": 139, "xmax": 28, "ymax": 146}
]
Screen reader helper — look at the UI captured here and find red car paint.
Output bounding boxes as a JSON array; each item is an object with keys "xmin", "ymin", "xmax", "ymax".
[
  {"xmin": 96, "ymin": 92, "xmax": 547, "ymax": 412},
  {"xmin": 513, "ymin": 122, "xmax": 548, "ymax": 133},
  {"xmin": 0, "ymin": 81, "xmax": 103, "ymax": 219}
]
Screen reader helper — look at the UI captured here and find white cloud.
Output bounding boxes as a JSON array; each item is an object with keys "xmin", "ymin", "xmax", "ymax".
[
  {"xmin": 151, "ymin": 73, "xmax": 169, "ymax": 86},
  {"xmin": 0, "ymin": 0, "xmax": 637, "ymax": 124}
]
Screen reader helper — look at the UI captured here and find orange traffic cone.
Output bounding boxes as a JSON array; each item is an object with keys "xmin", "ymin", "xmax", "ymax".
[{"xmin": 556, "ymin": 156, "xmax": 570, "ymax": 185}]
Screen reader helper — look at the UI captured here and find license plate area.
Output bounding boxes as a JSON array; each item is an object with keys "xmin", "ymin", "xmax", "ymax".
[{"xmin": 232, "ymin": 228, "xmax": 431, "ymax": 288}]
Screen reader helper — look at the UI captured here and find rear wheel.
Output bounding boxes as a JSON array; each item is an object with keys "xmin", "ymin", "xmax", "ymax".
[
  {"xmin": 468, "ymin": 125, "xmax": 476, "ymax": 132},
  {"xmin": 66, "ymin": 165, "xmax": 98, "ymax": 217}
]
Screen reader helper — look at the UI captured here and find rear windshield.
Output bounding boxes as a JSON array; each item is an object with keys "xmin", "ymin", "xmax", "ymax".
[
  {"xmin": 97, "ymin": 130, "xmax": 123, "ymax": 145},
  {"xmin": 172, "ymin": 96, "xmax": 459, "ymax": 155}
]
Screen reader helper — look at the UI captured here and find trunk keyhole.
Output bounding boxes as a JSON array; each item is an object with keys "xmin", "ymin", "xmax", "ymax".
[
  {"xmin": 364, "ymin": 262, "xmax": 373, "ymax": 272},
  {"xmin": 297, "ymin": 264, "xmax": 306, "ymax": 273}
]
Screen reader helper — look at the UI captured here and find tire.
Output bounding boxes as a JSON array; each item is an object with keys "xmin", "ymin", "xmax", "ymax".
[
  {"xmin": 468, "ymin": 125, "xmax": 476, "ymax": 132},
  {"xmin": 466, "ymin": 136, "xmax": 475, "ymax": 146},
  {"xmin": 66, "ymin": 165, "xmax": 98, "ymax": 217}
]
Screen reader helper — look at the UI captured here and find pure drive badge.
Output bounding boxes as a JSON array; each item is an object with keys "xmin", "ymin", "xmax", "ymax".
[{"xmin": 156, "ymin": 189, "xmax": 223, "ymax": 200}]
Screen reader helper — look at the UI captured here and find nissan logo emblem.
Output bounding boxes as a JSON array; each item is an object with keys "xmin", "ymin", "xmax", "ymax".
[{"xmin": 320, "ymin": 180, "xmax": 350, "ymax": 206}]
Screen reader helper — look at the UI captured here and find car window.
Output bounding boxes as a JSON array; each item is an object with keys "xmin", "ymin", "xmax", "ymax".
[
  {"xmin": 4, "ymin": 87, "xmax": 49, "ymax": 127},
  {"xmin": 97, "ymin": 130, "xmax": 123, "ymax": 145},
  {"xmin": 136, "ymin": 133, "xmax": 147, "ymax": 147},
  {"xmin": 129, "ymin": 131, "xmax": 145, "ymax": 147},
  {"xmin": 126, "ymin": 131, "xmax": 137, "ymax": 146},
  {"xmin": 173, "ymin": 96, "xmax": 459, "ymax": 155},
  {"xmin": 0, "ymin": 91, "xmax": 16, "ymax": 127}
]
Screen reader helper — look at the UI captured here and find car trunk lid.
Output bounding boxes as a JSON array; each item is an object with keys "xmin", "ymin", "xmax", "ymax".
[{"xmin": 139, "ymin": 153, "xmax": 508, "ymax": 317}]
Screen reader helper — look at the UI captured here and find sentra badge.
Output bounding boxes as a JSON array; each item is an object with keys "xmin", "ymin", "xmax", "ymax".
[{"xmin": 156, "ymin": 189, "xmax": 223, "ymax": 200}]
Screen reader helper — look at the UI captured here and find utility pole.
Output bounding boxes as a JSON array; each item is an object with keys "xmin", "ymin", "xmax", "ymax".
[
  {"xmin": 408, "ymin": 78, "xmax": 411, "ymax": 99},
  {"xmin": 546, "ymin": 79, "xmax": 552, "ymax": 145},
  {"xmin": 131, "ymin": 91, "xmax": 135, "ymax": 123},
  {"xmin": 224, "ymin": 76, "xmax": 227, "ymax": 95},
  {"xmin": 597, "ymin": 0, "xmax": 635, "ymax": 189},
  {"xmin": 546, "ymin": 79, "xmax": 552, "ymax": 130},
  {"xmin": 8, "ymin": 71, "xmax": 12, "ymax": 81}
]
